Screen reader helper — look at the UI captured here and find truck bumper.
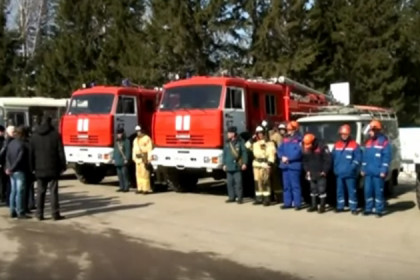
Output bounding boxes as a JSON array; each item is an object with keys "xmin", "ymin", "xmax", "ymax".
[
  {"xmin": 150, "ymin": 147, "xmax": 224, "ymax": 171},
  {"xmin": 64, "ymin": 146, "xmax": 113, "ymax": 165}
]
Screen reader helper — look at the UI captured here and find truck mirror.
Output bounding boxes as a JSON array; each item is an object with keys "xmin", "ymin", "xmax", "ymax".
[{"xmin": 363, "ymin": 124, "xmax": 370, "ymax": 136}]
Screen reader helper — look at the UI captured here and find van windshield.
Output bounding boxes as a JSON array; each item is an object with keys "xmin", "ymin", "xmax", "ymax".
[
  {"xmin": 299, "ymin": 121, "xmax": 358, "ymax": 144},
  {"xmin": 159, "ymin": 85, "xmax": 222, "ymax": 111},
  {"xmin": 67, "ymin": 94, "xmax": 114, "ymax": 115}
]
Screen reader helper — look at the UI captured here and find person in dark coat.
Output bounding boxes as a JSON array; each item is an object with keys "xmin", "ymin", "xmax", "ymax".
[
  {"xmin": 23, "ymin": 126, "xmax": 35, "ymax": 213},
  {"xmin": 113, "ymin": 127, "xmax": 131, "ymax": 192},
  {"xmin": 5, "ymin": 126, "xmax": 31, "ymax": 219},
  {"xmin": 30, "ymin": 115, "xmax": 66, "ymax": 221},
  {"xmin": 0, "ymin": 125, "xmax": 6, "ymax": 203},
  {"xmin": 302, "ymin": 133, "xmax": 332, "ymax": 214},
  {"xmin": 222, "ymin": 126, "xmax": 248, "ymax": 204},
  {"xmin": 0, "ymin": 125, "xmax": 15, "ymax": 206}
]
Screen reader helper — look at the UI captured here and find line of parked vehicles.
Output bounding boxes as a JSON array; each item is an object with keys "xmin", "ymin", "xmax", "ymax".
[{"xmin": 1, "ymin": 74, "xmax": 419, "ymax": 210}]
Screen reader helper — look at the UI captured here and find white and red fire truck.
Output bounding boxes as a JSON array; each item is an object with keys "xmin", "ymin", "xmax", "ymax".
[
  {"xmin": 61, "ymin": 83, "xmax": 162, "ymax": 184},
  {"xmin": 150, "ymin": 75, "xmax": 339, "ymax": 192}
]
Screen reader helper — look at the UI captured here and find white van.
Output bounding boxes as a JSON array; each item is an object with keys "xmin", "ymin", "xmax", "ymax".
[{"xmin": 296, "ymin": 105, "xmax": 401, "ymax": 196}]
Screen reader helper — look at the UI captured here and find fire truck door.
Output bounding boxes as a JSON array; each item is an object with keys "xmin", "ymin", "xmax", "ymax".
[
  {"xmin": 223, "ymin": 87, "xmax": 246, "ymax": 141},
  {"xmin": 115, "ymin": 95, "xmax": 138, "ymax": 139}
]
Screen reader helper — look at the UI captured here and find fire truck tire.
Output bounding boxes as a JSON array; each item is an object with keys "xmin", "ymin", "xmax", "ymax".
[
  {"xmin": 416, "ymin": 173, "xmax": 420, "ymax": 210},
  {"xmin": 168, "ymin": 174, "xmax": 198, "ymax": 193},
  {"xmin": 75, "ymin": 165, "xmax": 106, "ymax": 185}
]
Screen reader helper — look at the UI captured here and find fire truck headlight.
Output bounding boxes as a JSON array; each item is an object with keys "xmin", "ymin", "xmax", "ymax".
[
  {"xmin": 203, "ymin": 156, "xmax": 210, "ymax": 163},
  {"xmin": 211, "ymin": 157, "xmax": 218, "ymax": 164},
  {"xmin": 151, "ymin": 155, "xmax": 158, "ymax": 161},
  {"xmin": 104, "ymin": 154, "xmax": 111, "ymax": 160}
]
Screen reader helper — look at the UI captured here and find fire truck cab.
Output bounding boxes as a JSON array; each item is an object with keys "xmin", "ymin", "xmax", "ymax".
[
  {"xmin": 61, "ymin": 83, "xmax": 161, "ymax": 184},
  {"xmin": 151, "ymin": 75, "xmax": 337, "ymax": 192}
]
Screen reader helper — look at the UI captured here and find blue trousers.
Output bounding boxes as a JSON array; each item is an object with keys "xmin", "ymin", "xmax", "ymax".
[
  {"xmin": 364, "ymin": 175, "xmax": 385, "ymax": 214},
  {"xmin": 336, "ymin": 177, "xmax": 358, "ymax": 211},
  {"xmin": 226, "ymin": 171, "xmax": 243, "ymax": 200},
  {"xmin": 282, "ymin": 169, "xmax": 301, "ymax": 207},
  {"xmin": 9, "ymin": 172, "xmax": 26, "ymax": 216},
  {"xmin": 116, "ymin": 166, "xmax": 129, "ymax": 191}
]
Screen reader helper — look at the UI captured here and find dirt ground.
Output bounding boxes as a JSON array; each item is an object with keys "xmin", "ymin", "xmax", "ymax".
[{"xmin": 0, "ymin": 173, "xmax": 419, "ymax": 280}]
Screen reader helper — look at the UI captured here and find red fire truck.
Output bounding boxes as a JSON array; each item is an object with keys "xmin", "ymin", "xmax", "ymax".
[
  {"xmin": 61, "ymin": 83, "xmax": 161, "ymax": 184},
  {"xmin": 150, "ymin": 75, "xmax": 339, "ymax": 192}
]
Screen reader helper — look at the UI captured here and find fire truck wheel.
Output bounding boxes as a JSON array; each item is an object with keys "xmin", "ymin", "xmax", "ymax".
[
  {"xmin": 416, "ymin": 173, "xmax": 420, "ymax": 210},
  {"xmin": 75, "ymin": 165, "xmax": 106, "ymax": 185},
  {"xmin": 168, "ymin": 174, "xmax": 198, "ymax": 193}
]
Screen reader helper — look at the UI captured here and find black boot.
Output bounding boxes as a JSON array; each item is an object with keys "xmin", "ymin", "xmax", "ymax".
[
  {"xmin": 318, "ymin": 196, "xmax": 326, "ymax": 214},
  {"xmin": 263, "ymin": 196, "xmax": 270, "ymax": 206},
  {"xmin": 307, "ymin": 196, "xmax": 317, "ymax": 212},
  {"xmin": 253, "ymin": 196, "xmax": 263, "ymax": 205}
]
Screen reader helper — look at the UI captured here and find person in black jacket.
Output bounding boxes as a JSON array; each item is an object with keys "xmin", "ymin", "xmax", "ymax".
[
  {"xmin": 30, "ymin": 115, "xmax": 66, "ymax": 221},
  {"xmin": 0, "ymin": 125, "xmax": 6, "ymax": 203},
  {"xmin": 0, "ymin": 125, "xmax": 15, "ymax": 206},
  {"xmin": 302, "ymin": 133, "xmax": 332, "ymax": 214},
  {"xmin": 23, "ymin": 126, "xmax": 35, "ymax": 213},
  {"xmin": 5, "ymin": 126, "xmax": 31, "ymax": 219}
]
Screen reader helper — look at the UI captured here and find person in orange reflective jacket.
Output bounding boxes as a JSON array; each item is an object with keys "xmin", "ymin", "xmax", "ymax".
[{"xmin": 361, "ymin": 120, "xmax": 391, "ymax": 217}]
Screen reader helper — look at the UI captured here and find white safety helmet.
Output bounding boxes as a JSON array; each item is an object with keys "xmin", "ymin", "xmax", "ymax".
[
  {"xmin": 255, "ymin": 126, "xmax": 264, "ymax": 133},
  {"xmin": 135, "ymin": 125, "xmax": 141, "ymax": 131},
  {"xmin": 278, "ymin": 123, "xmax": 286, "ymax": 130},
  {"xmin": 261, "ymin": 120, "xmax": 268, "ymax": 127}
]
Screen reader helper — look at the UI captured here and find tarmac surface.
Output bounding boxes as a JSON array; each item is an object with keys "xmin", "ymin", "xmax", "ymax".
[{"xmin": 0, "ymin": 172, "xmax": 419, "ymax": 280}]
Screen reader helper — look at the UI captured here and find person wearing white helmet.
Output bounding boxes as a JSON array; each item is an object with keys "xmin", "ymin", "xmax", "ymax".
[
  {"xmin": 132, "ymin": 125, "xmax": 153, "ymax": 194},
  {"xmin": 245, "ymin": 126, "xmax": 276, "ymax": 206}
]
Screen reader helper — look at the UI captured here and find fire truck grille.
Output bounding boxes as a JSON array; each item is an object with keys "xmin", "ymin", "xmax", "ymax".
[
  {"xmin": 70, "ymin": 135, "xmax": 99, "ymax": 144},
  {"xmin": 165, "ymin": 135, "xmax": 204, "ymax": 145}
]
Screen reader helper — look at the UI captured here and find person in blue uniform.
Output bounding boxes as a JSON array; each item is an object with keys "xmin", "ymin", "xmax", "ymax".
[
  {"xmin": 361, "ymin": 120, "xmax": 391, "ymax": 217},
  {"xmin": 277, "ymin": 121, "xmax": 303, "ymax": 210},
  {"xmin": 332, "ymin": 124, "xmax": 362, "ymax": 215}
]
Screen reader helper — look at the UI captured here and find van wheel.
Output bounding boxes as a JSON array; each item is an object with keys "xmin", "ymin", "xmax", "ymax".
[
  {"xmin": 416, "ymin": 173, "xmax": 420, "ymax": 210},
  {"xmin": 75, "ymin": 165, "xmax": 106, "ymax": 184}
]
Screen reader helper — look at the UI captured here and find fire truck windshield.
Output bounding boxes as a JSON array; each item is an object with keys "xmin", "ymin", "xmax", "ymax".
[
  {"xmin": 159, "ymin": 85, "xmax": 222, "ymax": 110},
  {"xmin": 299, "ymin": 121, "xmax": 357, "ymax": 144},
  {"xmin": 67, "ymin": 93, "xmax": 114, "ymax": 115}
]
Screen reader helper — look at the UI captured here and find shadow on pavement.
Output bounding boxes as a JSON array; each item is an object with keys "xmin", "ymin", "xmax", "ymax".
[
  {"xmin": 384, "ymin": 200, "xmax": 417, "ymax": 216},
  {"xmin": 1, "ymin": 222, "xmax": 303, "ymax": 280},
  {"xmin": 43, "ymin": 191, "xmax": 153, "ymax": 219}
]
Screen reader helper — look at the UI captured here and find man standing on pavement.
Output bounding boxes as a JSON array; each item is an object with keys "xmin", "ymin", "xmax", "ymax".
[
  {"xmin": 223, "ymin": 126, "xmax": 248, "ymax": 204},
  {"xmin": 302, "ymin": 133, "xmax": 331, "ymax": 213},
  {"xmin": 0, "ymin": 125, "xmax": 15, "ymax": 206},
  {"xmin": 0, "ymin": 125, "xmax": 6, "ymax": 203},
  {"xmin": 31, "ymin": 115, "xmax": 66, "ymax": 221},
  {"xmin": 113, "ymin": 127, "xmax": 131, "ymax": 193},
  {"xmin": 361, "ymin": 120, "xmax": 391, "ymax": 217},
  {"xmin": 5, "ymin": 126, "xmax": 31, "ymax": 219},
  {"xmin": 23, "ymin": 126, "xmax": 35, "ymax": 214},
  {"xmin": 132, "ymin": 125, "xmax": 153, "ymax": 194},
  {"xmin": 332, "ymin": 124, "xmax": 362, "ymax": 215},
  {"xmin": 268, "ymin": 124, "xmax": 284, "ymax": 204},
  {"xmin": 278, "ymin": 121, "xmax": 303, "ymax": 210},
  {"xmin": 245, "ymin": 126, "xmax": 276, "ymax": 206}
]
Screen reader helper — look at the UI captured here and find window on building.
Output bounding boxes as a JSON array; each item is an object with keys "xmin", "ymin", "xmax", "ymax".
[
  {"xmin": 265, "ymin": 94, "xmax": 276, "ymax": 115},
  {"xmin": 225, "ymin": 87, "xmax": 243, "ymax": 109}
]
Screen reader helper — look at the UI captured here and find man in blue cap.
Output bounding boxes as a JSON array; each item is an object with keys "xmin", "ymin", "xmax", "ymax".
[{"xmin": 222, "ymin": 126, "xmax": 248, "ymax": 204}]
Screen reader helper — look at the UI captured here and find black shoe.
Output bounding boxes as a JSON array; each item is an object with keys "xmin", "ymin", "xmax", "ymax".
[
  {"xmin": 351, "ymin": 210, "xmax": 358, "ymax": 216},
  {"xmin": 53, "ymin": 215, "xmax": 65, "ymax": 221},
  {"xmin": 318, "ymin": 197, "xmax": 326, "ymax": 214},
  {"xmin": 123, "ymin": 189, "xmax": 129, "ymax": 193},
  {"xmin": 237, "ymin": 198, "xmax": 243, "ymax": 204},
  {"xmin": 116, "ymin": 189, "xmax": 123, "ymax": 192},
  {"xmin": 263, "ymin": 197, "xmax": 270, "ymax": 207},
  {"xmin": 36, "ymin": 215, "xmax": 45, "ymax": 221},
  {"xmin": 294, "ymin": 206, "xmax": 301, "ymax": 211},
  {"xmin": 225, "ymin": 199, "xmax": 235, "ymax": 203},
  {"xmin": 135, "ymin": 190, "xmax": 142, "ymax": 194},
  {"xmin": 335, "ymin": 208, "xmax": 344, "ymax": 213},
  {"xmin": 253, "ymin": 196, "xmax": 263, "ymax": 205},
  {"xmin": 17, "ymin": 215, "xmax": 32, "ymax": 220},
  {"xmin": 10, "ymin": 212, "xmax": 17, "ymax": 219},
  {"xmin": 307, "ymin": 206, "xmax": 317, "ymax": 212},
  {"xmin": 363, "ymin": 211, "xmax": 371, "ymax": 216},
  {"xmin": 281, "ymin": 205, "xmax": 292, "ymax": 209},
  {"xmin": 375, "ymin": 213, "xmax": 383, "ymax": 218}
]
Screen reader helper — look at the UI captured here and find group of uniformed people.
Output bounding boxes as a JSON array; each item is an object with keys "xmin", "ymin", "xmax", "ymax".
[
  {"xmin": 222, "ymin": 119, "xmax": 392, "ymax": 217},
  {"xmin": 112, "ymin": 125, "xmax": 154, "ymax": 194}
]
